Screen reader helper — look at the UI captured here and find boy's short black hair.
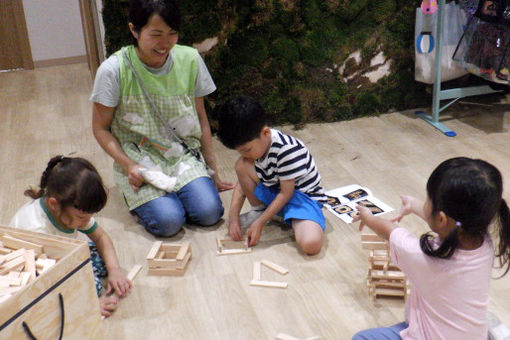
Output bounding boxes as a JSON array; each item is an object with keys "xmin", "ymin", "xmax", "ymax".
[{"xmin": 217, "ymin": 96, "xmax": 267, "ymax": 149}]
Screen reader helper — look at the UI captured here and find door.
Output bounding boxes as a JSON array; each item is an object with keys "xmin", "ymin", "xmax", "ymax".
[{"xmin": 0, "ymin": 0, "xmax": 33, "ymax": 71}]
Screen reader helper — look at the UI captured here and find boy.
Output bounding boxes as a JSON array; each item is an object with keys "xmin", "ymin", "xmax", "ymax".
[{"xmin": 217, "ymin": 96, "xmax": 326, "ymax": 255}]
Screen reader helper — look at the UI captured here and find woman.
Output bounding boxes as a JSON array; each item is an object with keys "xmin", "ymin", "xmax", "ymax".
[{"xmin": 91, "ymin": 0, "xmax": 232, "ymax": 237}]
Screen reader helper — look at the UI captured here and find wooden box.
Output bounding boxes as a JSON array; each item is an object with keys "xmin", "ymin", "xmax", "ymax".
[
  {"xmin": 146, "ymin": 241, "xmax": 192, "ymax": 276},
  {"xmin": 0, "ymin": 225, "xmax": 101, "ymax": 339}
]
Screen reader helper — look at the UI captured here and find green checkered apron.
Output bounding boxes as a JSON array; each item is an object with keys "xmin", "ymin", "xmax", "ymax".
[{"xmin": 111, "ymin": 45, "xmax": 209, "ymax": 210}]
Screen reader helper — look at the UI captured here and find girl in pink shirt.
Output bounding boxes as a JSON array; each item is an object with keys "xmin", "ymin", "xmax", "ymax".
[{"xmin": 352, "ymin": 157, "xmax": 510, "ymax": 340}]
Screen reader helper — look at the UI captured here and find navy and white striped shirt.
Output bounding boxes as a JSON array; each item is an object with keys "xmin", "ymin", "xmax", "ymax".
[{"xmin": 255, "ymin": 129, "xmax": 326, "ymax": 202}]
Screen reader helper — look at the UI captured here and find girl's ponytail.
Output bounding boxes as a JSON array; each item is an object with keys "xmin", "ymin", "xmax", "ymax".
[
  {"xmin": 24, "ymin": 156, "xmax": 64, "ymax": 199},
  {"xmin": 496, "ymin": 199, "xmax": 510, "ymax": 276}
]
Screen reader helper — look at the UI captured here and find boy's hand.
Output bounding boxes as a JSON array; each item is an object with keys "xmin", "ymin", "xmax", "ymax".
[
  {"xmin": 246, "ymin": 221, "xmax": 263, "ymax": 246},
  {"xmin": 391, "ymin": 194, "xmax": 413, "ymax": 223},
  {"xmin": 106, "ymin": 268, "xmax": 132, "ymax": 297},
  {"xmin": 228, "ymin": 218, "xmax": 242, "ymax": 241}
]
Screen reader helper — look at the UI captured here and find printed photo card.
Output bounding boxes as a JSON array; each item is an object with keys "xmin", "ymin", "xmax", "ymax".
[{"xmin": 325, "ymin": 184, "xmax": 393, "ymax": 224}]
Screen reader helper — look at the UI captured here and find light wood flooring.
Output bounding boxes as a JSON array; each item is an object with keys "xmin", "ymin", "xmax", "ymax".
[{"xmin": 1, "ymin": 63, "xmax": 510, "ymax": 339}]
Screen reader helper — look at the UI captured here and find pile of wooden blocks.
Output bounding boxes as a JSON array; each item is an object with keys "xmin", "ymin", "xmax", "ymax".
[
  {"xmin": 146, "ymin": 241, "xmax": 191, "ymax": 276},
  {"xmin": 361, "ymin": 233, "xmax": 409, "ymax": 301},
  {"xmin": 0, "ymin": 234, "xmax": 56, "ymax": 303}
]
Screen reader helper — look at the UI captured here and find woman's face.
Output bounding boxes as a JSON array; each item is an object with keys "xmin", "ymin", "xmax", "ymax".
[{"xmin": 130, "ymin": 13, "xmax": 178, "ymax": 68}]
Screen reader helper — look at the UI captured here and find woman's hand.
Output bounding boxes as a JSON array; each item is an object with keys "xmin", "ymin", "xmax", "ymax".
[
  {"xmin": 126, "ymin": 163, "xmax": 145, "ymax": 191},
  {"xmin": 213, "ymin": 173, "xmax": 234, "ymax": 191}
]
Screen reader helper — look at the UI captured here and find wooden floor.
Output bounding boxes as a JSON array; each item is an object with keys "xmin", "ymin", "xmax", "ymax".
[{"xmin": 1, "ymin": 63, "xmax": 510, "ymax": 340}]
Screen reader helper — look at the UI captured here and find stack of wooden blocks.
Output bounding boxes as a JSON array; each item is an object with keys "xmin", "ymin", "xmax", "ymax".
[
  {"xmin": 361, "ymin": 233, "xmax": 409, "ymax": 301},
  {"xmin": 0, "ymin": 234, "xmax": 56, "ymax": 303},
  {"xmin": 146, "ymin": 241, "xmax": 192, "ymax": 276}
]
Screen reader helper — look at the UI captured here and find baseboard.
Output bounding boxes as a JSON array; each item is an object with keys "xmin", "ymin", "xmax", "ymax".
[{"xmin": 34, "ymin": 55, "xmax": 87, "ymax": 68}]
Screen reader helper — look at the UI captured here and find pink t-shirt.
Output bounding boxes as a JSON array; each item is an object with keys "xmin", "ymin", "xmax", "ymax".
[{"xmin": 389, "ymin": 227, "xmax": 493, "ymax": 340}]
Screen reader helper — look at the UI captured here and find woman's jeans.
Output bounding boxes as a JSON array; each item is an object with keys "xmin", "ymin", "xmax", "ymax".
[{"xmin": 133, "ymin": 177, "xmax": 224, "ymax": 237}]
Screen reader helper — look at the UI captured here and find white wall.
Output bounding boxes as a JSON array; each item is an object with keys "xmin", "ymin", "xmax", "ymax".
[{"xmin": 22, "ymin": 0, "xmax": 86, "ymax": 62}]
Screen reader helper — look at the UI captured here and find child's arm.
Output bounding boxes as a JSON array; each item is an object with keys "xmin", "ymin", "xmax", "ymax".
[
  {"xmin": 88, "ymin": 227, "xmax": 131, "ymax": 297},
  {"xmin": 354, "ymin": 205, "xmax": 397, "ymax": 241},
  {"xmin": 228, "ymin": 182, "xmax": 246, "ymax": 240},
  {"xmin": 246, "ymin": 179, "xmax": 295, "ymax": 246},
  {"xmin": 392, "ymin": 195, "xmax": 427, "ymax": 222}
]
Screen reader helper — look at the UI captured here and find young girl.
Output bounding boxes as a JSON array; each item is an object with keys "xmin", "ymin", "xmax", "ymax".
[
  {"xmin": 9, "ymin": 156, "xmax": 132, "ymax": 318},
  {"xmin": 352, "ymin": 157, "xmax": 510, "ymax": 340}
]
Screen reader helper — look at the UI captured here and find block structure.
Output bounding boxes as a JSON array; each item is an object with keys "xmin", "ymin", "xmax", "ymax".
[
  {"xmin": 361, "ymin": 233, "xmax": 409, "ymax": 301},
  {"xmin": 146, "ymin": 241, "xmax": 192, "ymax": 276}
]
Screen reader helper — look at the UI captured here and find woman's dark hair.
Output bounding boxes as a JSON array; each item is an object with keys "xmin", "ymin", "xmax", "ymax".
[
  {"xmin": 129, "ymin": 0, "xmax": 181, "ymax": 46},
  {"xmin": 420, "ymin": 157, "xmax": 510, "ymax": 275},
  {"xmin": 217, "ymin": 96, "xmax": 268, "ymax": 149},
  {"xmin": 25, "ymin": 156, "xmax": 107, "ymax": 214}
]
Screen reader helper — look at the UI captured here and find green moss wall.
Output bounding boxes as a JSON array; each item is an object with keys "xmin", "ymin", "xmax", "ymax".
[{"xmin": 102, "ymin": 0, "xmax": 429, "ymax": 127}]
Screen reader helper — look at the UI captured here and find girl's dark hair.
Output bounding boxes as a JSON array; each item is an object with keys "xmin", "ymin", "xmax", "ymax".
[
  {"xmin": 25, "ymin": 156, "xmax": 107, "ymax": 214},
  {"xmin": 420, "ymin": 157, "xmax": 510, "ymax": 275},
  {"xmin": 217, "ymin": 96, "xmax": 268, "ymax": 149},
  {"xmin": 129, "ymin": 0, "xmax": 180, "ymax": 46}
]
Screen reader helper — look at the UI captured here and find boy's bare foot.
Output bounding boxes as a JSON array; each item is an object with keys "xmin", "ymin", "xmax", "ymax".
[{"xmin": 99, "ymin": 294, "xmax": 119, "ymax": 318}]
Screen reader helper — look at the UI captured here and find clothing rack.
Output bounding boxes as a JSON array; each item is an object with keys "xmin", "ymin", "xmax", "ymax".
[{"xmin": 415, "ymin": 0, "xmax": 502, "ymax": 137}]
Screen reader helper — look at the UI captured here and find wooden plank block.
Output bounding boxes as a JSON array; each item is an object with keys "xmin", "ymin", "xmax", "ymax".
[
  {"xmin": 275, "ymin": 333, "xmax": 301, "ymax": 340},
  {"xmin": 24, "ymin": 249, "xmax": 36, "ymax": 280},
  {"xmin": 176, "ymin": 241, "xmax": 190, "ymax": 261},
  {"xmin": 0, "ymin": 247, "xmax": 11, "ymax": 255},
  {"xmin": 0, "ymin": 235, "xmax": 42, "ymax": 255},
  {"xmin": 261, "ymin": 260, "xmax": 289, "ymax": 275},
  {"xmin": 374, "ymin": 287, "xmax": 406, "ymax": 297},
  {"xmin": 250, "ymin": 280, "xmax": 288, "ymax": 289},
  {"xmin": 371, "ymin": 270, "xmax": 406, "ymax": 279},
  {"xmin": 156, "ymin": 251, "xmax": 165, "ymax": 259},
  {"xmin": 0, "ymin": 248, "xmax": 26, "ymax": 265},
  {"xmin": 146, "ymin": 241, "xmax": 162, "ymax": 260},
  {"xmin": 217, "ymin": 248, "xmax": 252, "ymax": 256},
  {"xmin": 0, "ymin": 256, "xmax": 26, "ymax": 275},
  {"xmin": 361, "ymin": 241, "xmax": 388, "ymax": 250},
  {"xmin": 127, "ymin": 264, "xmax": 142, "ymax": 281},
  {"xmin": 253, "ymin": 262, "xmax": 261, "ymax": 281},
  {"xmin": 216, "ymin": 234, "xmax": 222, "ymax": 252},
  {"xmin": 20, "ymin": 272, "xmax": 30, "ymax": 286},
  {"xmin": 148, "ymin": 267, "xmax": 185, "ymax": 276},
  {"xmin": 361, "ymin": 233, "xmax": 385, "ymax": 242}
]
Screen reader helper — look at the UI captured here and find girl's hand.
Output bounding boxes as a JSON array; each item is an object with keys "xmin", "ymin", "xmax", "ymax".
[
  {"xmin": 391, "ymin": 195, "xmax": 413, "ymax": 223},
  {"xmin": 106, "ymin": 268, "xmax": 132, "ymax": 297},
  {"xmin": 127, "ymin": 164, "xmax": 145, "ymax": 191},
  {"xmin": 228, "ymin": 218, "xmax": 242, "ymax": 241},
  {"xmin": 353, "ymin": 205, "xmax": 374, "ymax": 231},
  {"xmin": 213, "ymin": 173, "xmax": 234, "ymax": 191},
  {"xmin": 246, "ymin": 221, "xmax": 263, "ymax": 246}
]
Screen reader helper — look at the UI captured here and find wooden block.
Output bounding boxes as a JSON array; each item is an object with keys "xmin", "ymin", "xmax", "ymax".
[
  {"xmin": 126, "ymin": 264, "xmax": 142, "ymax": 282},
  {"xmin": 146, "ymin": 241, "xmax": 162, "ymax": 260},
  {"xmin": 176, "ymin": 241, "xmax": 190, "ymax": 261},
  {"xmin": 0, "ymin": 235, "xmax": 43, "ymax": 255},
  {"xmin": 275, "ymin": 333, "xmax": 301, "ymax": 340},
  {"xmin": 37, "ymin": 253, "xmax": 48, "ymax": 260},
  {"xmin": 261, "ymin": 260, "xmax": 289, "ymax": 275},
  {"xmin": 0, "ymin": 247, "xmax": 11, "ymax": 255},
  {"xmin": 156, "ymin": 251, "xmax": 165, "ymax": 259},
  {"xmin": 0, "ymin": 248, "xmax": 26, "ymax": 265},
  {"xmin": 20, "ymin": 272, "xmax": 30, "ymax": 286},
  {"xmin": 148, "ymin": 267, "xmax": 185, "ymax": 276},
  {"xmin": 361, "ymin": 241, "xmax": 388, "ymax": 250},
  {"xmin": 370, "ymin": 270, "xmax": 406, "ymax": 280},
  {"xmin": 361, "ymin": 233, "xmax": 385, "ymax": 242},
  {"xmin": 250, "ymin": 280, "xmax": 288, "ymax": 289},
  {"xmin": 0, "ymin": 256, "xmax": 26, "ymax": 275},
  {"xmin": 216, "ymin": 234, "xmax": 223, "ymax": 252},
  {"xmin": 253, "ymin": 262, "xmax": 261, "ymax": 281},
  {"xmin": 373, "ymin": 287, "xmax": 406, "ymax": 297},
  {"xmin": 24, "ymin": 249, "xmax": 36, "ymax": 280},
  {"xmin": 217, "ymin": 248, "xmax": 252, "ymax": 256},
  {"xmin": 35, "ymin": 258, "xmax": 56, "ymax": 274}
]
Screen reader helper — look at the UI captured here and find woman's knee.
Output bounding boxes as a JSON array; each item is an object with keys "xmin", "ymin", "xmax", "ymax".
[
  {"xmin": 189, "ymin": 201, "xmax": 224, "ymax": 226},
  {"xmin": 135, "ymin": 203, "xmax": 186, "ymax": 237}
]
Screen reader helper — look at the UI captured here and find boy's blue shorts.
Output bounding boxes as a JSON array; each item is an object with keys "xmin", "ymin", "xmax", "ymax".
[{"xmin": 254, "ymin": 182, "xmax": 326, "ymax": 231}]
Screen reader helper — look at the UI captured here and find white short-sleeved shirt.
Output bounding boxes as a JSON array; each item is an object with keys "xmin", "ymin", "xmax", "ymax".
[
  {"xmin": 389, "ymin": 227, "xmax": 493, "ymax": 340},
  {"xmin": 90, "ymin": 48, "xmax": 216, "ymax": 107},
  {"xmin": 9, "ymin": 198, "xmax": 98, "ymax": 239}
]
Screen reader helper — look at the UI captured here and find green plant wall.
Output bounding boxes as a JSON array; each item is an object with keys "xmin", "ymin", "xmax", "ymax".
[{"xmin": 102, "ymin": 0, "xmax": 430, "ymax": 128}]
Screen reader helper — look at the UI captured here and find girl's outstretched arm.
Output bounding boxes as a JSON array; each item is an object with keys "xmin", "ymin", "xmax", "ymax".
[
  {"xmin": 392, "ymin": 195, "xmax": 427, "ymax": 223},
  {"xmin": 354, "ymin": 205, "xmax": 397, "ymax": 240},
  {"xmin": 88, "ymin": 227, "xmax": 131, "ymax": 296}
]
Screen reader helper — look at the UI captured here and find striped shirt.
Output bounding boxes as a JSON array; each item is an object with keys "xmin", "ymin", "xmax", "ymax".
[{"xmin": 255, "ymin": 129, "xmax": 326, "ymax": 202}]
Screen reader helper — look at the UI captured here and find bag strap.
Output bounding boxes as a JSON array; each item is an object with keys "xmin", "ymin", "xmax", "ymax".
[{"xmin": 121, "ymin": 47, "xmax": 202, "ymax": 162}]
